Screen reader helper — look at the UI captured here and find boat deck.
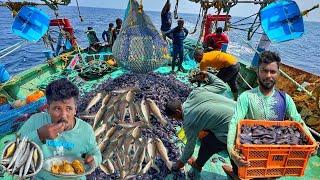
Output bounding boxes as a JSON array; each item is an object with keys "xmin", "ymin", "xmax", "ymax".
[{"xmin": 0, "ymin": 51, "xmax": 319, "ymax": 179}]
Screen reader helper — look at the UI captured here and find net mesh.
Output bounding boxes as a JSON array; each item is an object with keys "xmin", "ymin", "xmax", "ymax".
[{"xmin": 112, "ymin": 0, "xmax": 169, "ymax": 73}]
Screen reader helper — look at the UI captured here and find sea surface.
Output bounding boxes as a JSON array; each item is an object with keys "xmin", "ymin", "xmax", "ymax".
[{"xmin": 0, "ymin": 6, "xmax": 319, "ymax": 76}]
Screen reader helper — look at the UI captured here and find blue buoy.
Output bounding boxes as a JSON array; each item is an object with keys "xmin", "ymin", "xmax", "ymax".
[
  {"xmin": 260, "ymin": 0, "xmax": 304, "ymax": 43},
  {"xmin": 12, "ymin": 6, "xmax": 50, "ymax": 42}
]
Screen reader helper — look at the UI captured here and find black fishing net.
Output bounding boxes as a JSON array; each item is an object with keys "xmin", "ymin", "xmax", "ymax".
[{"xmin": 112, "ymin": 0, "xmax": 169, "ymax": 73}]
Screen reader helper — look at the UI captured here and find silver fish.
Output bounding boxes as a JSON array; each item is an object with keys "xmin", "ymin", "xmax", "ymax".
[
  {"xmin": 101, "ymin": 93, "xmax": 111, "ymax": 106},
  {"xmin": 118, "ymin": 100, "xmax": 129, "ymax": 122},
  {"xmin": 146, "ymin": 98, "xmax": 167, "ymax": 126},
  {"xmin": 85, "ymin": 92, "xmax": 105, "ymax": 112},
  {"xmin": 141, "ymin": 98, "xmax": 150, "ymax": 123},
  {"xmin": 8, "ymin": 137, "xmax": 27, "ymax": 169},
  {"xmin": 155, "ymin": 138, "xmax": 172, "ymax": 170},
  {"xmin": 132, "ymin": 126, "xmax": 141, "ymax": 140},
  {"xmin": 124, "ymin": 175, "xmax": 137, "ymax": 180},
  {"xmin": 79, "ymin": 114, "xmax": 96, "ymax": 120},
  {"xmin": 94, "ymin": 123, "xmax": 107, "ymax": 137},
  {"xmin": 99, "ymin": 126, "xmax": 116, "ymax": 151},
  {"xmin": 102, "ymin": 107, "xmax": 115, "ymax": 125},
  {"xmin": 141, "ymin": 160, "xmax": 152, "ymax": 174},
  {"xmin": 100, "ymin": 163, "xmax": 111, "ymax": 175},
  {"xmin": 134, "ymin": 163, "xmax": 142, "ymax": 174},
  {"xmin": 116, "ymin": 121, "xmax": 144, "ymax": 128},
  {"xmin": 19, "ymin": 164, "xmax": 24, "ymax": 177},
  {"xmin": 23, "ymin": 147, "xmax": 34, "ymax": 176},
  {"xmin": 120, "ymin": 169, "xmax": 127, "ymax": 179},
  {"xmin": 125, "ymin": 90, "xmax": 135, "ymax": 103},
  {"xmin": 134, "ymin": 102, "xmax": 144, "ymax": 121},
  {"xmin": 147, "ymin": 138, "xmax": 156, "ymax": 159},
  {"xmin": 93, "ymin": 106, "xmax": 108, "ymax": 129},
  {"xmin": 128, "ymin": 103, "xmax": 138, "ymax": 122},
  {"xmin": 31, "ymin": 160, "xmax": 36, "ymax": 173},
  {"xmin": 106, "ymin": 158, "xmax": 115, "ymax": 174},
  {"xmin": 13, "ymin": 142, "xmax": 30, "ymax": 173}
]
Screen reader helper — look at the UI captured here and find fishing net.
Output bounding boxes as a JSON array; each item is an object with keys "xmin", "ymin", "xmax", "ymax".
[{"xmin": 112, "ymin": 0, "xmax": 169, "ymax": 73}]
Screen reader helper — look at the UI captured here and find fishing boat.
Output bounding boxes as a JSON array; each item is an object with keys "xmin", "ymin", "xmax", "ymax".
[{"xmin": 0, "ymin": 0, "xmax": 319, "ymax": 179}]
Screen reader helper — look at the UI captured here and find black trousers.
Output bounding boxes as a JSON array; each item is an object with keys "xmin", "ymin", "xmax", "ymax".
[
  {"xmin": 195, "ymin": 131, "xmax": 226, "ymax": 169},
  {"xmin": 230, "ymin": 157, "xmax": 239, "ymax": 176},
  {"xmin": 217, "ymin": 62, "xmax": 240, "ymax": 93}
]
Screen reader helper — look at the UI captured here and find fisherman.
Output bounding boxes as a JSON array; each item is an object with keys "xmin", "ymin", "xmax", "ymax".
[
  {"xmin": 203, "ymin": 36, "xmax": 215, "ymax": 53},
  {"xmin": 224, "ymin": 51, "xmax": 318, "ymax": 179},
  {"xmin": 114, "ymin": 18, "xmax": 122, "ymax": 40},
  {"xmin": 55, "ymin": 29, "xmax": 72, "ymax": 56},
  {"xmin": 165, "ymin": 18, "xmax": 189, "ymax": 73},
  {"xmin": 18, "ymin": 78, "xmax": 102, "ymax": 179},
  {"xmin": 204, "ymin": 27, "xmax": 229, "ymax": 51},
  {"xmin": 166, "ymin": 71, "xmax": 236, "ymax": 179},
  {"xmin": 86, "ymin": 26, "xmax": 100, "ymax": 52},
  {"xmin": 102, "ymin": 23, "xmax": 116, "ymax": 46},
  {"xmin": 194, "ymin": 48, "xmax": 240, "ymax": 100},
  {"xmin": 160, "ymin": 0, "xmax": 172, "ymax": 41}
]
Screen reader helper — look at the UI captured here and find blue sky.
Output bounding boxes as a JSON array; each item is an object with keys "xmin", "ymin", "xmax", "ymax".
[{"xmin": 69, "ymin": 0, "xmax": 320, "ymax": 22}]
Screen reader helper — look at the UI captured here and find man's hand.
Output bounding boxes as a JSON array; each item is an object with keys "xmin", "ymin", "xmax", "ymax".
[
  {"xmin": 230, "ymin": 149, "xmax": 250, "ymax": 167},
  {"xmin": 196, "ymin": 71, "xmax": 208, "ymax": 82},
  {"xmin": 84, "ymin": 155, "xmax": 95, "ymax": 165},
  {"xmin": 172, "ymin": 160, "xmax": 185, "ymax": 171},
  {"xmin": 37, "ymin": 122, "xmax": 65, "ymax": 143}
]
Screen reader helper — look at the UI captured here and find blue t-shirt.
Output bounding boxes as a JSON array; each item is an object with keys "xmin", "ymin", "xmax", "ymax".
[
  {"xmin": 18, "ymin": 112, "xmax": 102, "ymax": 180},
  {"xmin": 165, "ymin": 27, "xmax": 189, "ymax": 47},
  {"xmin": 161, "ymin": 12, "xmax": 172, "ymax": 32}
]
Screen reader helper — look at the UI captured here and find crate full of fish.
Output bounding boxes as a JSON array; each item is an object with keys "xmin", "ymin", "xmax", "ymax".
[{"xmin": 236, "ymin": 120, "xmax": 317, "ymax": 179}]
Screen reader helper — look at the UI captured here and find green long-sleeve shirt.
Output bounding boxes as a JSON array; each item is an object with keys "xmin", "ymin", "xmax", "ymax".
[
  {"xmin": 179, "ymin": 73, "xmax": 236, "ymax": 163},
  {"xmin": 18, "ymin": 112, "xmax": 102, "ymax": 180},
  {"xmin": 227, "ymin": 87, "xmax": 316, "ymax": 155}
]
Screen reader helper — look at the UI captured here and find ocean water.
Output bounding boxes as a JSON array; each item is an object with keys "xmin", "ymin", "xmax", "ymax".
[{"xmin": 0, "ymin": 6, "xmax": 319, "ymax": 76}]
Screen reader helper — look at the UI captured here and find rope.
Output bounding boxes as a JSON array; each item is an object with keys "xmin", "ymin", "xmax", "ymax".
[
  {"xmin": 196, "ymin": 7, "xmax": 209, "ymax": 46},
  {"xmin": 0, "ymin": 41, "xmax": 24, "ymax": 54},
  {"xmin": 75, "ymin": 0, "xmax": 83, "ymax": 22},
  {"xmin": 230, "ymin": 12, "xmax": 258, "ymax": 26},
  {"xmin": 189, "ymin": 6, "xmax": 203, "ymax": 35},
  {"xmin": 228, "ymin": 26, "xmax": 264, "ymax": 35},
  {"xmin": 238, "ymin": 72, "xmax": 253, "ymax": 89},
  {"xmin": 0, "ymin": 41, "xmax": 26, "ymax": 59},
  {"xmin": 174, "ymin": 0, "xmax": 179, "ymax": 19}
]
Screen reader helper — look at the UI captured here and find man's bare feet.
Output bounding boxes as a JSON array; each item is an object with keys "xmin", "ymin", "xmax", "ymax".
[{"xmin": 222, "ymin": 164, "xmax": 240, "ymax": 180}]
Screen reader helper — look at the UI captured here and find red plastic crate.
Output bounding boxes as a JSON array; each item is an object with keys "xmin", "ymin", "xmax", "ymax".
[{"xmin": 236, "ymin": 120, "xmax": 317, "ymax": 179}]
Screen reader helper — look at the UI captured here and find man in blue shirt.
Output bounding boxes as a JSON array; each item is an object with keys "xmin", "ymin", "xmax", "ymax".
[
  {"xmin": 165, "ymin": 18, "xmax": 189, "ymax": 73},
  {"xmin": 102, "ymin": 23, "xmax": 116, "ymax": 46},
  {"xmin": 18, "ymin": 78, "xmax": 102, "ymax": 179},
  {"xmin": 161, "ymin": 0, "xmax": 172, "ymax": 41}
]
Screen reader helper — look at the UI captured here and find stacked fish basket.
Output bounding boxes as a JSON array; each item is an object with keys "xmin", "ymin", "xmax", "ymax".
[{"xmin": 236, "ymin": 120, "xmax": 317, "ymax": 179}]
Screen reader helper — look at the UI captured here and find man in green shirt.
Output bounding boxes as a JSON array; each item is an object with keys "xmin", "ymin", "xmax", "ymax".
[
  {"xmin": 166, "ymin": 71, "xmax": 236, "ymax": 179},
  {"xmin": 225, "ymin": 51, "xmax": 317, "ymax": 179},
  {"xmin": 18, "ymin": 78, "xmax": 102, "ymax": 180}
]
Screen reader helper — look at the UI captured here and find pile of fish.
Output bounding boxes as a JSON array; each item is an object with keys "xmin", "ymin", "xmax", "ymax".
[
  {"xmin": 78, "ymin": 73, "xmax": 191, "ymax": 179},
  {"xmin": 240, "ymin": 125, "xmax": 309, "ymax": 145},
  {"xmin": 0, "ymin": 137, "xmax": 41, "ymax": 178}
]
